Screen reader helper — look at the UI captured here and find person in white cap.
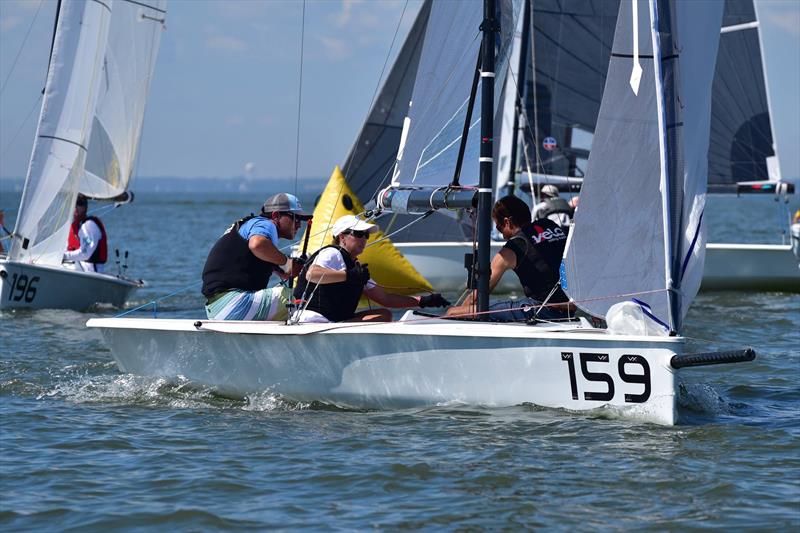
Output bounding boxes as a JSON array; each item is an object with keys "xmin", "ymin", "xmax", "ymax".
[
  {"xmin": 293, "ymin": 214, "xmax": 449, "ymax": 323},
  {"xmin": 532, "ymin": 184, "xmax": 573, "ymax": 228},
  {"xmin": 201, "ymin": 192, "xmax": 311, "ymax": 321}
]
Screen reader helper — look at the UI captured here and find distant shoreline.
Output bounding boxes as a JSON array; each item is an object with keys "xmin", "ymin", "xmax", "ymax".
[{"xmin": 0, "ymin": 176, "xmax": 329, "ymax": 195}]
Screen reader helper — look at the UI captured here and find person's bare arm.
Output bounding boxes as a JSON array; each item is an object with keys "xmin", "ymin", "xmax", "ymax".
[
  {"xmin": 363, "ymin": 285, "xmax": 420, "ymax": 308},
  {"xmin": 446, "ymin": 248, "xmax": 516, "ymax": 316},
  {"xmin": 249, "ymin": 235, "xmax": 287, "ymax": 265},
  {"xmin": 304, "ymin": 264, "xmax": 347, "ymax": 284}
]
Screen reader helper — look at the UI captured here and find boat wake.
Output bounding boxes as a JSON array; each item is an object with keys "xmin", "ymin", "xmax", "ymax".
[{"xmin": 33, "ymin": 371, "xmax": 311, "ymax": 412}]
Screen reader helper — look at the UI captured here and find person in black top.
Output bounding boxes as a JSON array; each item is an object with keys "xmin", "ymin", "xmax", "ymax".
[{"xmin": 446, "ymin": 195, "xmax": 571, "ymax": 322}]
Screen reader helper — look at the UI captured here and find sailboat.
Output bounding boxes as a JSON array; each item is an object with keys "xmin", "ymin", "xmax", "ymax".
[
  {"xmin": 0, "ymin": 0, "xmax": 167, "ymax": 311},
  {"xmin": 356, "ymin": 0, "xmax": 798, "ymax": 294},
  {"xmin": 88, "ymin": 0, "xmax": 755, "ymax": 425}
]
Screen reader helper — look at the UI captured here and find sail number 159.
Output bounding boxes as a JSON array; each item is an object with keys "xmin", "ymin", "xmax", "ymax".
[{"xmin": 561, "ymin": 352, "xmax": 651, "ymax": 403}]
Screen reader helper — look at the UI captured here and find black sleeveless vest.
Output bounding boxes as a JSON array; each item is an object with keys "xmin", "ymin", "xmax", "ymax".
[
  {"xmin": 505, "ymin": 220, "xmax": 569, "ymax": 303},
  {"xmin": 293, "ymin": 245, "xmax": 363, "ymax": 322},
  {"xmin": 536, "ymin": 197, "xmax": 574, "ymax": 221},
  {"xmin": 201, "ymin": 215, "xmax": 277, "ymax": 298}
]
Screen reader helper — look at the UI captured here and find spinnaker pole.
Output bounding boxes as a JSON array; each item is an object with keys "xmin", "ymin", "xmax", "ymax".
[{"xmin": 476, "ymin": 0, "xmax": 497, "ymax": 314}]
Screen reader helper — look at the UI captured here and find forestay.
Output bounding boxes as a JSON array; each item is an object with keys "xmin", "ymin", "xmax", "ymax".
[
  {"xmin": 81, "ymin": 0, "xmax": 167, "ymax": 199},
  {"xmin": 562, "ymin": 0, "xmax": 723, "ymax": 333},
  {"xmin": 9, "ymin": 0, "xmax": 113, "ymax": 266}
]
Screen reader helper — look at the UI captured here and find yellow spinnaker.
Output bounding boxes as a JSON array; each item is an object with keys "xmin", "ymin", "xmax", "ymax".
[{"xmin": 302, "ymin": 166, "xmax": 432, "ymax": 296}]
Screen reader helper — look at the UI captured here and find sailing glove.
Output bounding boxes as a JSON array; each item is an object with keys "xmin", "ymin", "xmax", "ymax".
[
  {"xmin": 419, "ymin": 293, "xmax": 450, "ymax": 308},
  {"xmin": 346, "ymin": 263, "xmax": 371, "ymax": 286}
]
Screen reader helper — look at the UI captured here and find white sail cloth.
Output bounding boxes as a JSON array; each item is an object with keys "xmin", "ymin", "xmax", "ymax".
[
  {"xmin": 562, "ymin": 0, "xmax": 723, "ymax": 333},
  {"xmin": 9, "ymin": 0, "xmax": 113, "ymax": 265},
  {"xmin": 391, "ymin": 0, "xmax": 522, "ymax": 189},
  {"xmin": 81, "ymin": 0, "xmax": 166, "ymax": 199}
]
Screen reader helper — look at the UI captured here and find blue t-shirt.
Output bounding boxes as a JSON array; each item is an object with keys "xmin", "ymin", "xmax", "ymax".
[{"xmin": 238, "ymin": 216, "xmax": 278, "ymax": 243}]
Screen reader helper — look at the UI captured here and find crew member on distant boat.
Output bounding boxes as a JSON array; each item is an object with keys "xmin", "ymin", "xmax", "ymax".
[
  {"xmin": 63, "ymin": 194, "xmax": 108, "ymax": 272},
  {"xmin": 533, "ymin": 184, "xmax": 573, "ymax": 228},
  {"xmin": 293, "ymin": 215, "xmax": 450, "ymax": 323},
  {"xmin": 201, "ymin": 193, "xmax": 310, "ymax": 321},
  {"xmin": 446, "ymin": 195, "xmax": 570, "ymax": 322}
]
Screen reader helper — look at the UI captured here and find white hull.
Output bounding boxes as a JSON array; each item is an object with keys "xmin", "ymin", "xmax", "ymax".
[
  {"xmin": 87, "ymin": 317, "xmax": 682, "ymax": 425},
  {"xmin": 395, "ymin": 241, "xmax": 800, "ymax": 294},
  {"xmin": 0, "ymin": 259, "xmax": 143, "ymax": 311},
  {"xmin": 702, "ymin": 243, "xmax": 799, "ymax": 291}
]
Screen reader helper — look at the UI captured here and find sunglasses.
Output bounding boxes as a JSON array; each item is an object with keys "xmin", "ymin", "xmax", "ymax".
[
  {"xmin": 343, "ymin": 229, "xmax": 370, "ymax": 239},
  {"xmin": 279, "ymin": 212, "xmax": 303, "ymax": 224}
]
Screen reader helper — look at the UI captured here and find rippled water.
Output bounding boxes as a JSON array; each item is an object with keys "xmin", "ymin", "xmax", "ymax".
[{"xmin": 1, "ymin": 192, "xmax": 799, "ymax": 530}]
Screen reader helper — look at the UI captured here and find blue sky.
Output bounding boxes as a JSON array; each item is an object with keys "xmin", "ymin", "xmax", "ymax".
[{"xmin": 1, "ymin": 0, "xmax": 798, "ymax": 183}]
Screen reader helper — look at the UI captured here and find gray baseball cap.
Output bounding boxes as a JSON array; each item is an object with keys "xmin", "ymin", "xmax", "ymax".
[{"xmin": 261, "ymin": 193, "xmax": 312, "ymax": 219}]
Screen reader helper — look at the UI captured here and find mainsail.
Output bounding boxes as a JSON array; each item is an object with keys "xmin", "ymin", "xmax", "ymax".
[
  {"xmin": 391, "ymin": 0, "xmax": 521, "ymax": 190},
  {"xmin": 81, "ymin": 0, "xmax": 167, "ymax": 199},
  {"xmin": 524, "ymin": 0, "xmax": 618, "ymax": 180},
  {"xmin": 525, "ymin": 0, "xmax": 781, "ymax": 192},
  {"xmin": 708, "ymin": 0, "xmax": 781, "ymax": 188},
  {"xmin": 9, "ymin": 0, "xmax": 113, "ymax": 265},
  {"xmin": 9, "ymin": 0, "xmax": 167, "ymax": 266},
  {"xmin": 562, "ymin": 0, "xmax": 723, "ymax": 333}
]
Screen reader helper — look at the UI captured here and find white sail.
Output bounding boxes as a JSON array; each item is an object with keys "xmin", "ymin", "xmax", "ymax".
[
  {"xmin": 495, "ymin": 8, "xmax": 525, "ymax": 195},
  {"xmin": 392, "ymin": 0, "xmax": 521, "ymax": 189},
  {"xmin": 9, "ymin": 0, "xmax": 113, "ymax": 266},
  {"xmin": 80, "ymin": 0, "xmax": 167, "ymax": 199},
  {"xmin": 562, "ymin": 0, "xmax": 723, "ymax": 333}
]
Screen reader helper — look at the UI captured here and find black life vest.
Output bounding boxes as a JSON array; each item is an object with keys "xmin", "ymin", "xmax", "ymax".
[
  {"xmin": 293, "ymin": 245, "xmax": 364, "ymax": 322},
  {"xmin": 201, "ymin": 215, "xmax": 277, "ymax": 298},
  {"xmin": 536, "ymin": 197, "xmax": 574, "ymax": 221},
  {"xmin": 504, "ymin": 220, "xmax": 569, "ymax": 303}
]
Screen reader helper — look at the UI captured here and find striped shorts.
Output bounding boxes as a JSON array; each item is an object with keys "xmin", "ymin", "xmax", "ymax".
[{"xmin": 205, "ymin": 286, "xmax": 291, "ymax": 321}]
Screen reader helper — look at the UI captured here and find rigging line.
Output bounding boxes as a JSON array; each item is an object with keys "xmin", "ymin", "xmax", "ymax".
[
  {"xmin": 114, "ymin": 281, "xmax": 201, "ymax": 318},
  {"xmin": 292, "ymin": 0, "xmax": 306, "ymax": 198},
  {"xmin": 316, "ymin": 0, "xmax": 409, "ymax": 250},
  {"xmin": 364, "ymin": 33, "xmax": 486, "ymax": 206},
  {"xmin": 390, "ymin": 31, "xmax": 482, "ymax": 186},
  {"xmin": 342, "ymin": 0, "xmax": 408, "ymax": 195},
  {"xmin": 365, "ymin": 210, "xmax": 432, "ymax": 248},
  {"xmin": 0, "ymin": 0, "xmax": 45, "ymax": 96},
  {"xmin": 293, "ymin": 1, "xmax": 411, "ymax": 314},
  {"xmin": 0, "ymin": 93, "xmax": 43, "ymax": 160}
]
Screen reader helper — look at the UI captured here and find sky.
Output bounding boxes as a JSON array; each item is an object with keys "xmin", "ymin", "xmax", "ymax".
[{"xmin": 0, "ymin": 0, "xmax": 798, "ymax": 184}]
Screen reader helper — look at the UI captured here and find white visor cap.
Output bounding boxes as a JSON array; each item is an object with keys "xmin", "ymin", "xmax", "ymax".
[{"xmin": 332, "ymin": 215, "xmax": 378, "ymax": 237}]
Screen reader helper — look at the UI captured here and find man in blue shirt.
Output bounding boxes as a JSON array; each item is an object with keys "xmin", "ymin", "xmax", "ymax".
[{"xmin": 201, "ymin": 193, "xmax": 312, "ymax": 320}]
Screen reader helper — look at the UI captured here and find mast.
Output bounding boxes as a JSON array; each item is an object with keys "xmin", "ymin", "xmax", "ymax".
[{"xmin": 476, "ymin": 0, "xmax": 497, "ymax": 314}]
